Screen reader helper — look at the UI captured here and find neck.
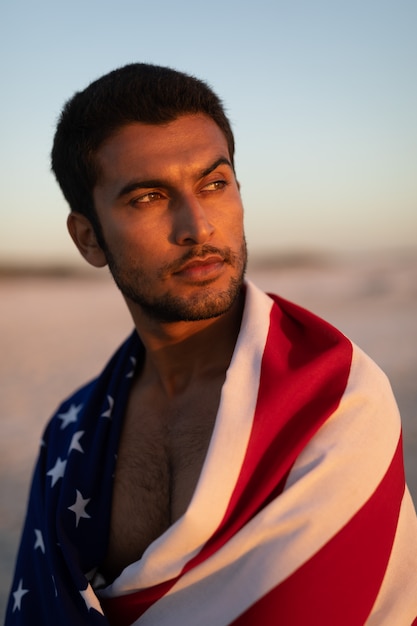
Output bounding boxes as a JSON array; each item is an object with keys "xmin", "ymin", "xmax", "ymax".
[{"xmin": 126, "ymin": 290, "xmax": 245, "ymax": 397}]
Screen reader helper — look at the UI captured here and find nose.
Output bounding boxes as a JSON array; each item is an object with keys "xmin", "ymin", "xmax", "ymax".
[{"xmin": 172, "ymin": 194, "xmax": 215, "ymax": 246}]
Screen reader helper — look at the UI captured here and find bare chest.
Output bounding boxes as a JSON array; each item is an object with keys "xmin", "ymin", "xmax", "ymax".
[{"xmin": 101, "ymin": 382, "xmax": 222, "ymax": 582}]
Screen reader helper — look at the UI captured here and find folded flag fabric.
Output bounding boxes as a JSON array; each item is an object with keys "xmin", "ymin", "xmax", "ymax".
[{"xmin": 6, "ymin": 280, "xmax": 417, "ymax": 625}]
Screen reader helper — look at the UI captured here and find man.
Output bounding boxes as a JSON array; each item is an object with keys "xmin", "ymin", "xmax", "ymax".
[{"xmin": 6, "ymin": 63, "xmax": 417, "ymax": 625}]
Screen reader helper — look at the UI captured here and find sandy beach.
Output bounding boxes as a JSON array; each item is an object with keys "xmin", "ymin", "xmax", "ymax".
[{"xmin": 1, "ymin": 251, "xmax": 416, "ymax": 619}]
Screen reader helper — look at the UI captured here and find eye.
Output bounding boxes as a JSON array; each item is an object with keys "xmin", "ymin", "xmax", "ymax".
[
  {"xmin": 201, "ymin": 179, "xmax": 227, "ymax": 193},
  {"xmin": 129, "ymin": 191, "xmax": 164, "ymax": 206}
]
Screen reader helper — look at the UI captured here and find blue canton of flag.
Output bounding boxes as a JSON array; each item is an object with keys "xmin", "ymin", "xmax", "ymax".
[{"xmin": 6, "ymin": 331, "xmax": 140, "ymax": 625}]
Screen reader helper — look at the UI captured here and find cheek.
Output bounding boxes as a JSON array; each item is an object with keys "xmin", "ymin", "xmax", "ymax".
[
  {"xmin": 223, "ymin": 201, "xmax": 245, "ymax": 238},
  {"xmin": 103, "ymin": 215, "xmax": 161, "ymax": 253}
]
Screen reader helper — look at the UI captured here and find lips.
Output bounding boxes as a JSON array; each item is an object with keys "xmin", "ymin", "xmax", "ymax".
[
  {"xmin": 174, "ymin": 255, "xmax": 225, "ymax": 280},
  {"xmin": 161, "ymin": 245, "xmax": 233, "ymax": 281},
  {"xmin": 176, "ymin": 255, "xmax": 224, "ymax": 273}
]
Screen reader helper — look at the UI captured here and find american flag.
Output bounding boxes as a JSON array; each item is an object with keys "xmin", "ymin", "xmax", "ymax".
[{"xmin": 6, "ymin": 281, "xmax": 417, "ymax": 625}]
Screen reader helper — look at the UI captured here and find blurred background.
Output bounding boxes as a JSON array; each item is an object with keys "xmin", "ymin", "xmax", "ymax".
[{"xmin": 1, "ymin": 0, "xmax": 416, "ymax": 619}]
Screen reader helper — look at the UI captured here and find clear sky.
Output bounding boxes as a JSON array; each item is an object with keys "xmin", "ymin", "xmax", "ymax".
[{"xmin": 1, "ymin": 0, "xmax": 416, "ymax": 265}]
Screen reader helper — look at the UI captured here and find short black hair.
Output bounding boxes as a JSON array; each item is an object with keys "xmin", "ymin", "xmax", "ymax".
[{"xmin": 51, "ymin": 63, "xmax": 235, "ymax": 229}]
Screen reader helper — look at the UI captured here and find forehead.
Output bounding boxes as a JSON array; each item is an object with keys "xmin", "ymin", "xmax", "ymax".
[{"xmin": 94, "ymin": 114, "xmax": 231, "ymax": 180}]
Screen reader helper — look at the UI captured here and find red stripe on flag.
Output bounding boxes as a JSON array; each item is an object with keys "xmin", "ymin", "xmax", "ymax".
[
  {"xmin": 216, "ymin": 296, "xmax": 353, "ymax": 535},
  {"xmin": 231, "ymin": 434, "xmax": 406, "ymax": 626},
  {"xmin": 101, "ymin": 577, "xmax": 177, "ymax": 625}
]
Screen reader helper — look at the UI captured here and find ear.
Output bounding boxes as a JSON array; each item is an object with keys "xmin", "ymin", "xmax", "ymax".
[{"xmin": 67, "ymin": 212, "xmax": 107, "ymax": 268}]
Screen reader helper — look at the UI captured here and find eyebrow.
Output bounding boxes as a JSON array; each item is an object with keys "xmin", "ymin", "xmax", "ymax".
[
  {"xmin": 116, "ymin": 156, "xmax": 233, "ymax": 200},
  {"xmin": 200, "ymin": 157, "xmax": 233, "ymax": 178}
]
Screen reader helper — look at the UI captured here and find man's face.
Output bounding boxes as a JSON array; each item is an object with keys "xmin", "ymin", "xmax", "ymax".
[{"xmin": 92, "ymin": 114, "xmax": 247, "ymax": 323}]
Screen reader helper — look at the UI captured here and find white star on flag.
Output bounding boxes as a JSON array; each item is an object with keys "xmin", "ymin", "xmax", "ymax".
[
  {"xmin": 34, "ymin": 529, "xmax": 45, "ymax": 553},
  {"xmin": 68, "ymin": 489, "xmax": 91, "ymax": 527},
  {"xmin": 47, "ymin": 457, "xmax": 67, "ymax": 487},
  {"xmin": 126, "ymin": 356, "xmax": 137, "ymax": 378},
  {"xmin": 58, "ymin": 403, "xmax": 83, "ymax": 429},
  {"xmin": 69, "ymin": 430, "xmax": 85, "ymax": 453},
  {"xmin": 52, "ymin": 575, "xmax": 58, "ymax": 597},
  {"xmin": 12, "ymin": 579, "xmax": 29, "ymax": 612},
  {"xmin": 101, "ymin": 395, "xmax": 114, "ymax": 418},
  {"xmin": 80, "ymin": 583, "xmax": 104, "ymax": 615}
]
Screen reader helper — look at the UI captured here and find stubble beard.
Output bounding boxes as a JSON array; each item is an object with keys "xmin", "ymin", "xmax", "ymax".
[{"xmin": 102, "ymin": 239, "xmax": 248, "ymax": 323}]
